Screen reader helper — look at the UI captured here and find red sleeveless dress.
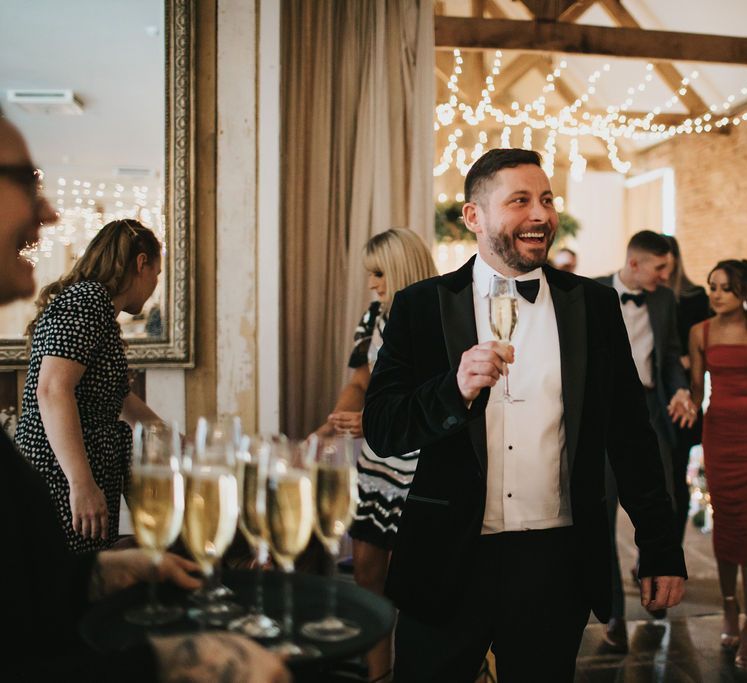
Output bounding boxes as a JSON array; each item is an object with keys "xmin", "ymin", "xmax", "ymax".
[{"xmin": 702, "ymin": 320, "xmax": 747, "ymax": 565}]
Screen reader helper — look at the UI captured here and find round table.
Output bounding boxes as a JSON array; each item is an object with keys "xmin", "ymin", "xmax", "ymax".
[{"xmin": 80, "ymin": 568, "xmax": 395, "ymax": 678}]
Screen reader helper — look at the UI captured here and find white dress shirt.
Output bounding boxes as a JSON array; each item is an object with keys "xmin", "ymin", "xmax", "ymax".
[
  {"xmin": 612, "ymin": 272, "xmax": 654, "ymax": 389},
  {"xmin": 472, "ymin": 254, "xmax": 572, "ymax": 534}
]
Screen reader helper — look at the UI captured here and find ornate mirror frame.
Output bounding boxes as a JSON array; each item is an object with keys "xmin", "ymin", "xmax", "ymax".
[{"xmin": 0, "ymin": 0, "xmax": 194, "ymax": 368}]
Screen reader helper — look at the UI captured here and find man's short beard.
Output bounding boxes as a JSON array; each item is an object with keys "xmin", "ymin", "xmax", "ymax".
[{"xmin": 488, "ymin": 229, "xmax": 553, "ymax": 272}]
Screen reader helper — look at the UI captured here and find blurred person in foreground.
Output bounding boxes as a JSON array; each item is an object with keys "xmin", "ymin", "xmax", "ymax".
[
  {"xmin": 363, "ymin": 148, "xmax": 685, "ymax": 683},
  {"xmin": 0, "ymin": 114, "xmax": 289, "ymax": 682},
  {"xmin": 689, "ymin": 259, "xmax": 747, "ymax": 667}
]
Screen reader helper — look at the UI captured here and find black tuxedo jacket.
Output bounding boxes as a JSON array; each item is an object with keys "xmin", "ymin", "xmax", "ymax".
[
  {"xmin": 363, "ymin": 258, "xmax": 686, "ymax": 624},
  {"xmin": 0, "ymin": 430, "xmax": 156, "ymax": 681},
  {"xmin": 596, "ymin": 275, "xmax": 687, "ymax": 446}
]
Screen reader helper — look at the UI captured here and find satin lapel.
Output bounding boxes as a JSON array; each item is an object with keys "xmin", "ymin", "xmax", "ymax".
[
  {"xmin": 437, "ymin": 279, "xmax": 487, "ymax": 477},
  {"xmin": 548, "ymin": 279, "xmax": 586, "ymax": 476}
]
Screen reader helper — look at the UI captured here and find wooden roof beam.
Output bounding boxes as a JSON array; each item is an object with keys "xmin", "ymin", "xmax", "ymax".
[
  {"xmin": 520, "ymin": 0, "xmax": 595, "ymax": 21},
  {"xmin": 597, "ymin": 0, "xmax": 707, "ymax": 113},
  {"xmin": 558, "ymin": 0, "xmax": 599, "ymax": 22},
  {"xmin": 434, "ymin": 17, "xmax": 747, "ymax": 65}
]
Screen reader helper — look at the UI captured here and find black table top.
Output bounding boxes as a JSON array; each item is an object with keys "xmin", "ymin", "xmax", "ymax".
[{"xmin": 80, "ymin": 568, "xmax": 395, "ymax": 675}]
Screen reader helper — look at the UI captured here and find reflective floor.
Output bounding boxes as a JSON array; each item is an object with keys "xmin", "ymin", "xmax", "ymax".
[
  {"xmin": 575, "ymin": 509, "xmax": 745, "ymax": 682},
  {"xmin": 577, "ymin": 615, "xmax": 746, "ymax": 682}
]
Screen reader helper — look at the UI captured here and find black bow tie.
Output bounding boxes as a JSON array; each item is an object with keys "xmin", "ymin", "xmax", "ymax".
[
  {"xmin": 621, "ymin": 291, "xmax": 646, "ymax": 307},
  {"xmin": 516, "ymin": 279, "xmax": 540, "ymax": 303}
]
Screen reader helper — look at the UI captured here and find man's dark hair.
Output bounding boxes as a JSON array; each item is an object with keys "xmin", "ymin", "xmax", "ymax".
[
  {"xmin": 626, "ymin": 230, "xmax": 671, "ymax": 257},
  {"xmin": 465, "ymin": 148, "xmax": 542, "ymax": 204}
]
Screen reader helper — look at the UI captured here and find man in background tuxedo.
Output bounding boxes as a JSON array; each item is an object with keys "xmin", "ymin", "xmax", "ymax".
[
  {"xmin": 363, "ymin": 149, "xmax": 686, "ymax": 682},
  {"xmin": 596, "ymin": 231, "xmax": 695, "ymax": 651}
]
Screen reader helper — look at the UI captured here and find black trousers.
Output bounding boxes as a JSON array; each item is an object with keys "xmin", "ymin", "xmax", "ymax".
[
  {"xmin": 606, "ymin": 389, "xmax": 674, "ymax": 618},
  {"xmin": 393, "ymin": 526, "xmax": 590, "ymax": 683}
]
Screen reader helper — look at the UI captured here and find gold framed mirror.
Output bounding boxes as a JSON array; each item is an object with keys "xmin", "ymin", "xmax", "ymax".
[{"xmin": 0, "ymin": 0, "xmax": 193, "ymax": 367}]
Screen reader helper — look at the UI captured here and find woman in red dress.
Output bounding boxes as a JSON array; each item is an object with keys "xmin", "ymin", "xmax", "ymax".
[{"xmin": 689, "ymin": 259, "xmax": 747, "ymax": 668}]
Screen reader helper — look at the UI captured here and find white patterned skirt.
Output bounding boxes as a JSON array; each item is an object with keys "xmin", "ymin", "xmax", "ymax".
[{"xmin": 349, "ymin": 439, "xmax": 419, "ymax": 550}]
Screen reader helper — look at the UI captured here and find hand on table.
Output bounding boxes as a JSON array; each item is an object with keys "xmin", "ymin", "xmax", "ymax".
[
  {"xmin": 90, "ymin": 549, "xmax": 202, "ymax": 600},
  {"xmin": 457, "ymin": 341, "xmax": 514, "ymax": 403}
]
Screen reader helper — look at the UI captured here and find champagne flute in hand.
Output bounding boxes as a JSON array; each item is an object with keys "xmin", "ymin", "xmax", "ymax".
[
  {"xmin": 125, "ymin": 421, "xmax": 185, "ymax": 625},
  {"xmin": 489, "ymin": 275, "xmax": 522, "ymax": 403},
  {"xmin": 229, "ymin": 433, "xmax": 281, "ymax": 639},
  {"xmin": 266, "ymin": 436, "xmax": 318, "ymax": 657},
  {"xmin": 183, "ymin": 417, "xmax": 242, "ymax": 625},
  {"xmin": 301, "ymin": 434, "xmax": 361, "ymax": 641}
]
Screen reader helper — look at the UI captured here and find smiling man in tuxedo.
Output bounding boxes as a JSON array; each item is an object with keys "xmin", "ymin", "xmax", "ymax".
[{"xmin": 363, "ymin": 148, "xmax": 686, "ymax": 682}]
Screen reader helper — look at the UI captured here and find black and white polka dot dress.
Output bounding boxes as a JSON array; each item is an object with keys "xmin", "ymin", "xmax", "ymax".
[{"xmin": 16, "ymin": 280, "xmax": 132, "ymax": 553}]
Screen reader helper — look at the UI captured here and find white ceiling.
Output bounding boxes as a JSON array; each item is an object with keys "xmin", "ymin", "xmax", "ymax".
[{"xmin": 0, "ymin": 0, "xmax": 164, "ymax": 179}]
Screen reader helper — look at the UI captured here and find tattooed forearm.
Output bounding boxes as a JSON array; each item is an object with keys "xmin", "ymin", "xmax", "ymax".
[{"xmin": 152, "ymin": 632, "xmax": 295, "ymax": 683}]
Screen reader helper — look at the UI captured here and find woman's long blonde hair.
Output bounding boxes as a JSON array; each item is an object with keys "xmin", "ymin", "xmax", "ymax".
[
  {"xmin": 26, "ymin": 219, "xmax": 161, "ymax": 341},
  {"xmin": 363, "ymin": 228, "xmax": 438, "ymax": 312}
]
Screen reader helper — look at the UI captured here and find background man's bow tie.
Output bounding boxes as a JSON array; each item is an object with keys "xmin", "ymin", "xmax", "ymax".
[{"xmin": 620, "ymin": 291, "xmax": 646, "ymax": 307}]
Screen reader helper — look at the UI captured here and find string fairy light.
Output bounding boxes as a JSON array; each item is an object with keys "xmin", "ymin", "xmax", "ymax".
[
  {"xmin": 22, "ymin": 174, "xmax": 164, "ymax": 264},
  {"xmin": 434, "ymin": 51, "xmax": 747, "ymax": 182}
]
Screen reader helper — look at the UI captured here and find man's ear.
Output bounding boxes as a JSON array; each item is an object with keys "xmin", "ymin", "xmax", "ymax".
[{"xmin": 462, "ymin": 202, "xmax": 482, "ymax": 237}]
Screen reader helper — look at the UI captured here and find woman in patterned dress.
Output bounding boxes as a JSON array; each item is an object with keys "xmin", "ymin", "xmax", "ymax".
[
  {"xmin": 689, "ymin": 260, "xmax": 747, "ymax": 667},
  {"xmin": 16, "ymin": 219, "xmax": 165, "ymax": 553},
  {"xmin": 318, "ymin": 228, "xmax": 437, "ymax": 681}
]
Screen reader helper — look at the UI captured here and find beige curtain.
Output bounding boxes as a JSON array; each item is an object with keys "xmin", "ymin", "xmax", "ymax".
[{"xmin": 281, "ymin": 0, "xmax": 434, "ymax": 437}]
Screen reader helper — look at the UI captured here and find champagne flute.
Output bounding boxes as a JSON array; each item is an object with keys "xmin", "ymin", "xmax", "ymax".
[
  {"xmin": 125, "ymin": 421, "xmax": 185, "ymax": 625},
  {"xmin": 229, "ymin": 433, "xmax": 281, "ymax": 639},
  {"xmin": 489, "ymin": 275, "xmax": 523, "ymax": 403},
  {"xmin": 182, "ymin": 417, "xmax": 242, "ymax": 625},
  {"xmin": 300, "ymin": 434, "xmax": 361, "ymax": 641},
  {"xmin": 265, "ymin": 436, "xmax": 318, "ymax": 657}
]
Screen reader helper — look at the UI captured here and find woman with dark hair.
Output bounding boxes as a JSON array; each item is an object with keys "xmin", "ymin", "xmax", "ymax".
[
  {"xmin": 16, "ymin": 219, "xmax": 166, "ymax": 552},
  {"xmin": 689, "ymin": 259, "xmax": 747, "ymax": 667},
  {"xmin": 662, "ymin": 234, "xmax": 711, "ymax": 544}
]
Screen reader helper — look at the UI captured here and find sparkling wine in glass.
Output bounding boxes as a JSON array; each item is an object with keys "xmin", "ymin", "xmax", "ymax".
[
  {"xmin": 183, "ymin": 417, "xmax": 242, "ymax": 625},
  {"xmin": 229, "ymin": 433, "xmax": 281, "ymax": 639},
  {"xmin": 489, "ymin": 275, "xmax": 522, "ymax": 403},
  {"xmin": 125, "ymin": 421, "xmax": 185, "ymax": 625},
  {"xmin": 266, "ymin": 436, "xmax": 319, "ymax": 657},
  {"xmin": 301, "ymin": 434, "xmax": 360, "ymax": 641}
]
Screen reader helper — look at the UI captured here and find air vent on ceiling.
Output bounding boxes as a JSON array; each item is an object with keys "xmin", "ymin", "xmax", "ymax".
[
  {"xmin": 114, "ymin": 167, "xmax": 155, "ymax": 177},
  {"xmin": 7, "ymin": 89, "xmax": 84, "ymax": 115}
]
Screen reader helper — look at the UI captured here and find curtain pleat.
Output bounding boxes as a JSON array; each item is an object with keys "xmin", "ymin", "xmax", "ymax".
[{"xmin": 281, "ymin": 0, "xmax": 434, "ymax": 438}]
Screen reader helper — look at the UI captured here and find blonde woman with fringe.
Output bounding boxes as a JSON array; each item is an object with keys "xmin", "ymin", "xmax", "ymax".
[
  {"xmin": 16, "ymin": 219, "xmax": 165, "ymax": 553},
  {"xmin": 318, "ymin": 227, "xmax": 437, "ymax": 682}
]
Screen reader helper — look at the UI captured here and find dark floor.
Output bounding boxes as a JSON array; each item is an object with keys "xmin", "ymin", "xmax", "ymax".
[{"xmin": 575, "ymin": 510, "xmax": 746, "ymax": 682}]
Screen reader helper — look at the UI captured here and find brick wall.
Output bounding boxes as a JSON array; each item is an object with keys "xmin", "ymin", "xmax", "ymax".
[{"xmin": 635, "ymin": 123, "xmax": 747, "ymax": 286}]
